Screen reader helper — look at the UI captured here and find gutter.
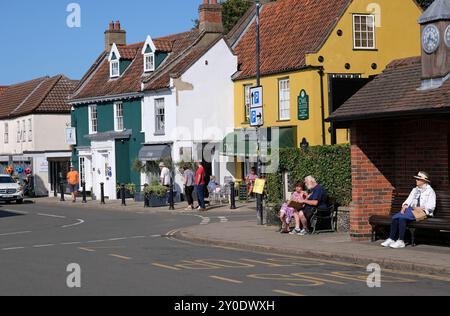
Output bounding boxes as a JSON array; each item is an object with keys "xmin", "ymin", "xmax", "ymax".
[
  {"xmin": 69, "ymin": 92, "xmax": 144, "ymax": 106},
  {"xmin": 318, "ymin": 68, "xmax": 326, "ymax": 145}
]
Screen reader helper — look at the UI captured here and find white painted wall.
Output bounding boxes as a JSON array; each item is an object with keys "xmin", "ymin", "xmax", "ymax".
[
  {"xmin": 141, "ymin": 39, "xmax": 237, "ymax": 191},
  {"xmin": 0, "ymin": 114, "xmax": 71, "ymax": 155}
]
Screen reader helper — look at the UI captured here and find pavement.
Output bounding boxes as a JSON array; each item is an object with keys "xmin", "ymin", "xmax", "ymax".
[
  {"xmin": 178, "ymin": 220, "xmax": 450, "ymax": 276},
  {"xmin": 1, "ymin": 197, "xmax": 450, "ymax": 296}
]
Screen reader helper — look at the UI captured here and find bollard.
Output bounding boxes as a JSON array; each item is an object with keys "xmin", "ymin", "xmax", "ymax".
[
  {"xmin": 143, "ymin": 184, "xmax": 150, "ymax": 208},
  {"xmin": 121, "ymin": 184, "xmax": 126, "ymax": 207},
  {"xmin": 169, "ymin": 181, "xmax": 175, "ymax": 210},
  {"xmin": 60, "ymin": 182, "xmax": 65, "ymax": 202},
  {"xmin": 82, "ymin": 181, "xmax": 87, "ymax": 204},
  {"xmin": 100, "ymin": 182, "xmax": 105, "ymax": 205},
  {"xmin": 230, "ymin": 182, "xmax": 237, "ymax": 210}
]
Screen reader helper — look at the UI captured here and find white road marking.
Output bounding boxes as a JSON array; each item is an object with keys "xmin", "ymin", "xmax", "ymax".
[
  {"xmin": 199, "ymin": 216, "xmax": 210, "ymax": 225},
  {"xmin": 3, "ymin": 209, "xmax": 29, "ymax": 215},
  {"xmin": 1, "ymin": 247, "xmax": 25, "ymax": 251},
  {"xmin": 218, "ymin": 216, "xmax": 228, "ymax": 223},
  {"xmin": 33, "ymin": 244, "xmax": 55, "ymax": 248},
  {"xmin": 61, "ymin": 242, "xmax": 82, "ymax": 245},
  {"xmin": 0, "ymin": 231, "xmax": 32, "ymax": 237},
  {"xmin": 62, "ymin": 219, "xmax": 85, "ymax": 228},
  {"xmin": 37, "ymin": 213, "xmax": 66, "ymax": 219}
]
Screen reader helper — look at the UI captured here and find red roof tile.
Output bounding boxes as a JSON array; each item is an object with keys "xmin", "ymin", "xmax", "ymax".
[
  {"xmin": 328, "ymin": 56, "xmax": 450, "ymax": 122},
  {"xmin": 233, "ymin": 0, "xmax": 351, "ymax": 80},
  {"xmin": 71, "ymin": 30, "xmax": 201, "ymax": 101},
  {"xmin": 0, "ymin": 75, "xmax": 77, "ymax": 119},
  {"xmin": 0, "ymin": 86, "xmax": 8, "ymax": 95}
]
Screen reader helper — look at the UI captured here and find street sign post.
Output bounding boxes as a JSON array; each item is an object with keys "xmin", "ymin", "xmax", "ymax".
[{"xmin": 250, "ymin": 86, "xmax": 264, "ymax": 128}]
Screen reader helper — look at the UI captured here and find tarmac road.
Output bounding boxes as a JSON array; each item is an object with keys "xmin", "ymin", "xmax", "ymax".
[{"xmin": 1, "ymin": 201, "xmax": 450, "ymax": 296}]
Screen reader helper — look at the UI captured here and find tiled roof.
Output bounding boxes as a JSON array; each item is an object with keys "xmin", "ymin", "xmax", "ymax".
[
  {"xmin": 71, "ymin": 30, "xmax": 201, "ymax": 101},
  {"xmin": 328, "ymin": 56, "xmax": 450, "ymax": 122},
  {"xmin": 233, "ymin": 0, "xmax": 352, "ymax": 80},
  {"xmin": 0, "ymin": 86, "xmax": 7, "ymax": 95},
  {"xmin": 0, "ymin": 75, "xmax": 77, "ymax": 119},
  {"xmin": 143, "ymin": 32, "xmax": 224, "ymax": 91}
]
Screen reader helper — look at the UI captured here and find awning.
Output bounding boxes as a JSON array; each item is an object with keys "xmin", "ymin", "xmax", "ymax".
[
  {"xmin": 221, "ymin": 127, "xmax": 296, "ymax": 157},
  {"xmin": 138, "ymin": 144, "xmax": 171, "ymax": 161}
]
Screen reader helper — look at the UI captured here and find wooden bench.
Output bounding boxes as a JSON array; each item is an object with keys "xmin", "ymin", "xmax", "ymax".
[{"xmin": 369, "ymin": 191, "xmax": 450, "ymax": 246}]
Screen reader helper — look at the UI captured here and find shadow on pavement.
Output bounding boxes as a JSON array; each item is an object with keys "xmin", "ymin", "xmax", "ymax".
[{"xmin": 0, "ymin": 210, "xmax": 25, "ymax": 218}]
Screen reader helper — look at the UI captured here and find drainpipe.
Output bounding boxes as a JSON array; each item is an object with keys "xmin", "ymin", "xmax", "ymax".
[{"xmin": 318, "ymin": 68, "xmax": 326, "ymax": 146}]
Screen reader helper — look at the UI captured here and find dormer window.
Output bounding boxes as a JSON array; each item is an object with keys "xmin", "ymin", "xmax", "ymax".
[
  {"xmin": 144, "ymin": 53, "xmax": 155, "ymax": 72},
  {"xmin": 110, "ymin": 59, "xmax": 119, "ymax": 78},
  {"xmin": 142, "ymin": 35, "xmax": 157, "ymax": 73},
  {"xmin": 108, "ymin": 44, "xmax": 122, "ymax": 79}
]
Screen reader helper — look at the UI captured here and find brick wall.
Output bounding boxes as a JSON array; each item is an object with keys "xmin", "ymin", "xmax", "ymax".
[{"xmin": 350, "ymin": 117, "xmax": 450, "ymax": 240}]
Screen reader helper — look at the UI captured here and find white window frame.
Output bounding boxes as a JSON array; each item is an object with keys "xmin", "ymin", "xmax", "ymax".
[
  {"xmin": 22, "ymin": 120, "xmax": 26, "ymax": 143},
  {"xmin": 4, "ymin": 122, "xmax": 8, "ymax": 144},
  {"xmin": 244, "ymin": 84, "xmax": 252, "ymax": 122},
  {"xmin": 154, "ymin": 98, "xmax": 165, "ymax": 135},
  {"xmin": 144, "ymin": 53, "xmax": 155, "ymax": 72},
  {"xmin": 114, "ymin": 102, "xmax": 124, "ymax": 132},
  {"xmin": 88, "ymin": 105, "xmax": 98, "ymax": 134},
  {"xmin": 110, "ymin": 60, "xmax": 120, "ymax": 78},
  {"xmin": 278, "ymin": 78, "xmax": 290, "ymax": 121},
  {"xmin": 353, "ymin": 14, "xmax": 376, "ymax": 50},
  {"xmin": 79, "ymin": 157, "xmax": 86, "ymax": 186},
  {"xmin": 16, "ymin": 121, "xmax": 20, "ymax": 143},
  {"xmin": 28, "ymin": 118, "xmax": 32, "ymax": 142}
]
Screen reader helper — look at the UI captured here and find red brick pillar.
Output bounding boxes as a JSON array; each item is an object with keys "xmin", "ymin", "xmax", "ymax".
[{"xmin": 350, "ymin": 124, "xmax": 394, "ymax": 241}]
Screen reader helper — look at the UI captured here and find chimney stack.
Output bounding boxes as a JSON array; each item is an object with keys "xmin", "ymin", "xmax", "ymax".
[
  {"xmin": 104, "ymin": 20, "xmax": 126, "ymax": 52},
  {"xmin": 198, "ymin": 0, "xmax": 224, "ymax": 34}
]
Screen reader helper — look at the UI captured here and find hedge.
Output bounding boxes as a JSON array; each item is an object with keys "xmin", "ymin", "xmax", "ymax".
[{"xmin": 266, "ymin": 145, "xmax": 352, "ymax": 207}]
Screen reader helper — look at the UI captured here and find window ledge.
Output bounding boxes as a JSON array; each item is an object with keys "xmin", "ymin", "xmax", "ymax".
[
  {"xmin": 154, "ymin": 132, "xmax": 165, "ymax": 136},
  {"xmin": 277, "ymin": 119, "xmax": 291, "ymax": 122},
  {"xmin": 353, "ymin": 48, "xmax": 378, "ymax": 52}
]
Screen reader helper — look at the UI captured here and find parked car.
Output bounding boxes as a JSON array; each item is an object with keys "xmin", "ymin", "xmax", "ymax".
[{"xmin": 0, "ymin": 174, "xmax": 24, "ymax": 204}]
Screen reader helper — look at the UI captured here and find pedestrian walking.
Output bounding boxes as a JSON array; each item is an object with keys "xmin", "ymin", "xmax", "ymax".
[
  {"xmin": 66, "ymin": 166, "xmax": 80, "ymax": 203},
  {"xmin": 184, "ymin": 164, "xmax": 195, "ymax": 211},
  {"xmin": 195, "ymin": 161, "xmax": 206, "ymax": 212}
]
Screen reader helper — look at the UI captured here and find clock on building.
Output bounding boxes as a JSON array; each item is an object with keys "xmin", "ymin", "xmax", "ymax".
[
  {"xmin": 422, "ymin": 24, "xmax": 440, "ymax": 54},
  {"xmin": 445, "ymin": 25, "xmax": 450, "ymax": 48}
]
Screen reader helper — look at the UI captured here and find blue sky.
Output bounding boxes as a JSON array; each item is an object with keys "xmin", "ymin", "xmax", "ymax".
[{"xmin": 0, "ymin": 0, "xmax": 201, "ymax": 85}]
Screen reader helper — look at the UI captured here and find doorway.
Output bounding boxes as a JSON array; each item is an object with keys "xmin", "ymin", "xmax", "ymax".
[{"xmin": 328, "ymin": 74, "xmax": 374, "ymax": 144}]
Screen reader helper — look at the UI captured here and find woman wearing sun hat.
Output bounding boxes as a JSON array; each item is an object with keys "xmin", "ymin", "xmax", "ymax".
[{"xmin": 381, "ymin": 171, "xmax": 436, "ymax": 249}]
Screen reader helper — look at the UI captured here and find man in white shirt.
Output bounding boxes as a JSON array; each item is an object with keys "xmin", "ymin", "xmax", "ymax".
[
  {"xmin": 159, "ymin": 162, "xmax": 171, "ymax": 187},
  {"xmin": 381, "ymin": 171, "xmax": 436, "ymax": 249}
]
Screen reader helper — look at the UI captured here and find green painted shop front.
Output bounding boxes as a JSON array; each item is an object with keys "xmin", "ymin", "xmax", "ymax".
[{"xmin": 71, "ymin": 98, "xmax": 144, "ymax": 198}]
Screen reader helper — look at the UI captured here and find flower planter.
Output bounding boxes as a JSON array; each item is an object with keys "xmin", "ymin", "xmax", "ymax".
[{"xmin": 148, "ymin": 194, "xmax": 168, "ymax": 207}]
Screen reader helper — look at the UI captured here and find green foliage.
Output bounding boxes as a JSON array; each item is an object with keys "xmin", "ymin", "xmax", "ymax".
[
  {"xmin": 142, "ymin": 183, "xmax": 169, "ymax": 198},
  {"xmin": 266, "ymin": 145, "xmax": 352, "ymax": 207},
  {"xmin": 116, "ymin": 183, "xmax": 137, "ymax": 194},
  {"xmin": 221, "ymin": 0, "xmax": 253, "ymax": 33}
]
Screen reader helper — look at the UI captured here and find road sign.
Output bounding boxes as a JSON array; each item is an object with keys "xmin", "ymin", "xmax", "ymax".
[
  {"xmin": 250, "ymin": 107, "xmax": 264, "ymax": 127},
  {"xmin": 250, "ymin": 86, "xmax": 263, "ymax": 108}
]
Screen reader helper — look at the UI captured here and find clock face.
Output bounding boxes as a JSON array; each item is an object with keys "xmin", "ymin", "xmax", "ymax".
[
  {"xmin": 445, "ymin": 25, "xmax": 450, "ymax": 48},
  {"xmin": 422, "ymin": 24, "xmax": 440, "ymax": 54}
]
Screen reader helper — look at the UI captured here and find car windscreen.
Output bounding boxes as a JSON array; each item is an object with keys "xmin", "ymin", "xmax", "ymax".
[{"xmin": 0, "ymin": 177, "xmax": 16, "ymax": 184}]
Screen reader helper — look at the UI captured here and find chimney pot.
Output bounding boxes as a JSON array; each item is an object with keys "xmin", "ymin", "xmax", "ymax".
[
  {"xmin": 198, "ymin": 0, "xmax": 223, "ymax": 34},
  {"xmin": 104, "ymin": 20, "xmax": 126, "ymax": 51}
]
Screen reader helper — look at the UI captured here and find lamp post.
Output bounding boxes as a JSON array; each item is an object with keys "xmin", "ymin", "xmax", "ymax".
[{"xmin": 255, "ymin": 0, "xmax": 263, "ymax": 226}]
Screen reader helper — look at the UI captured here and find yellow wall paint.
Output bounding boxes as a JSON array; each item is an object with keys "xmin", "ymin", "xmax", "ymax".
[{"xmin": 233, "ymin": 0, "xmax": 422, "ymax": 147}]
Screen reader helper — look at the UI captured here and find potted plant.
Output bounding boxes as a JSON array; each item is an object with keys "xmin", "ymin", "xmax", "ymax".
[
  {"xmin": 116, "ymin": 183, "xmax": 136, "ymax": 199},
  {"xmin": 143, "ymin": 182, "xmax": 169, "ymax": 207}
]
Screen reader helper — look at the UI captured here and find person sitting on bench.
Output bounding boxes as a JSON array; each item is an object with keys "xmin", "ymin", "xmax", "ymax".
[
  {"xmin": 382, "ymin": 171, "xmax": 436, "ymax": 249},
  {"xmin": 279, "ymin": 182, "xmax": 308, "ymax": 234}
]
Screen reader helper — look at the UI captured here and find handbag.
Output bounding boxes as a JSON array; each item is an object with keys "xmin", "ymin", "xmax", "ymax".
[{"xmin": 412, "ymin": 207, "xmax": 427, "ymax": 222}]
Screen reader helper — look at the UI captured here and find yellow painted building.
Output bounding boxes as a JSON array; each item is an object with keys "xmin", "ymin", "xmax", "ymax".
[{"xmin": 226, "ymin": 0, "xmax": 423, "ymax": 178}]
